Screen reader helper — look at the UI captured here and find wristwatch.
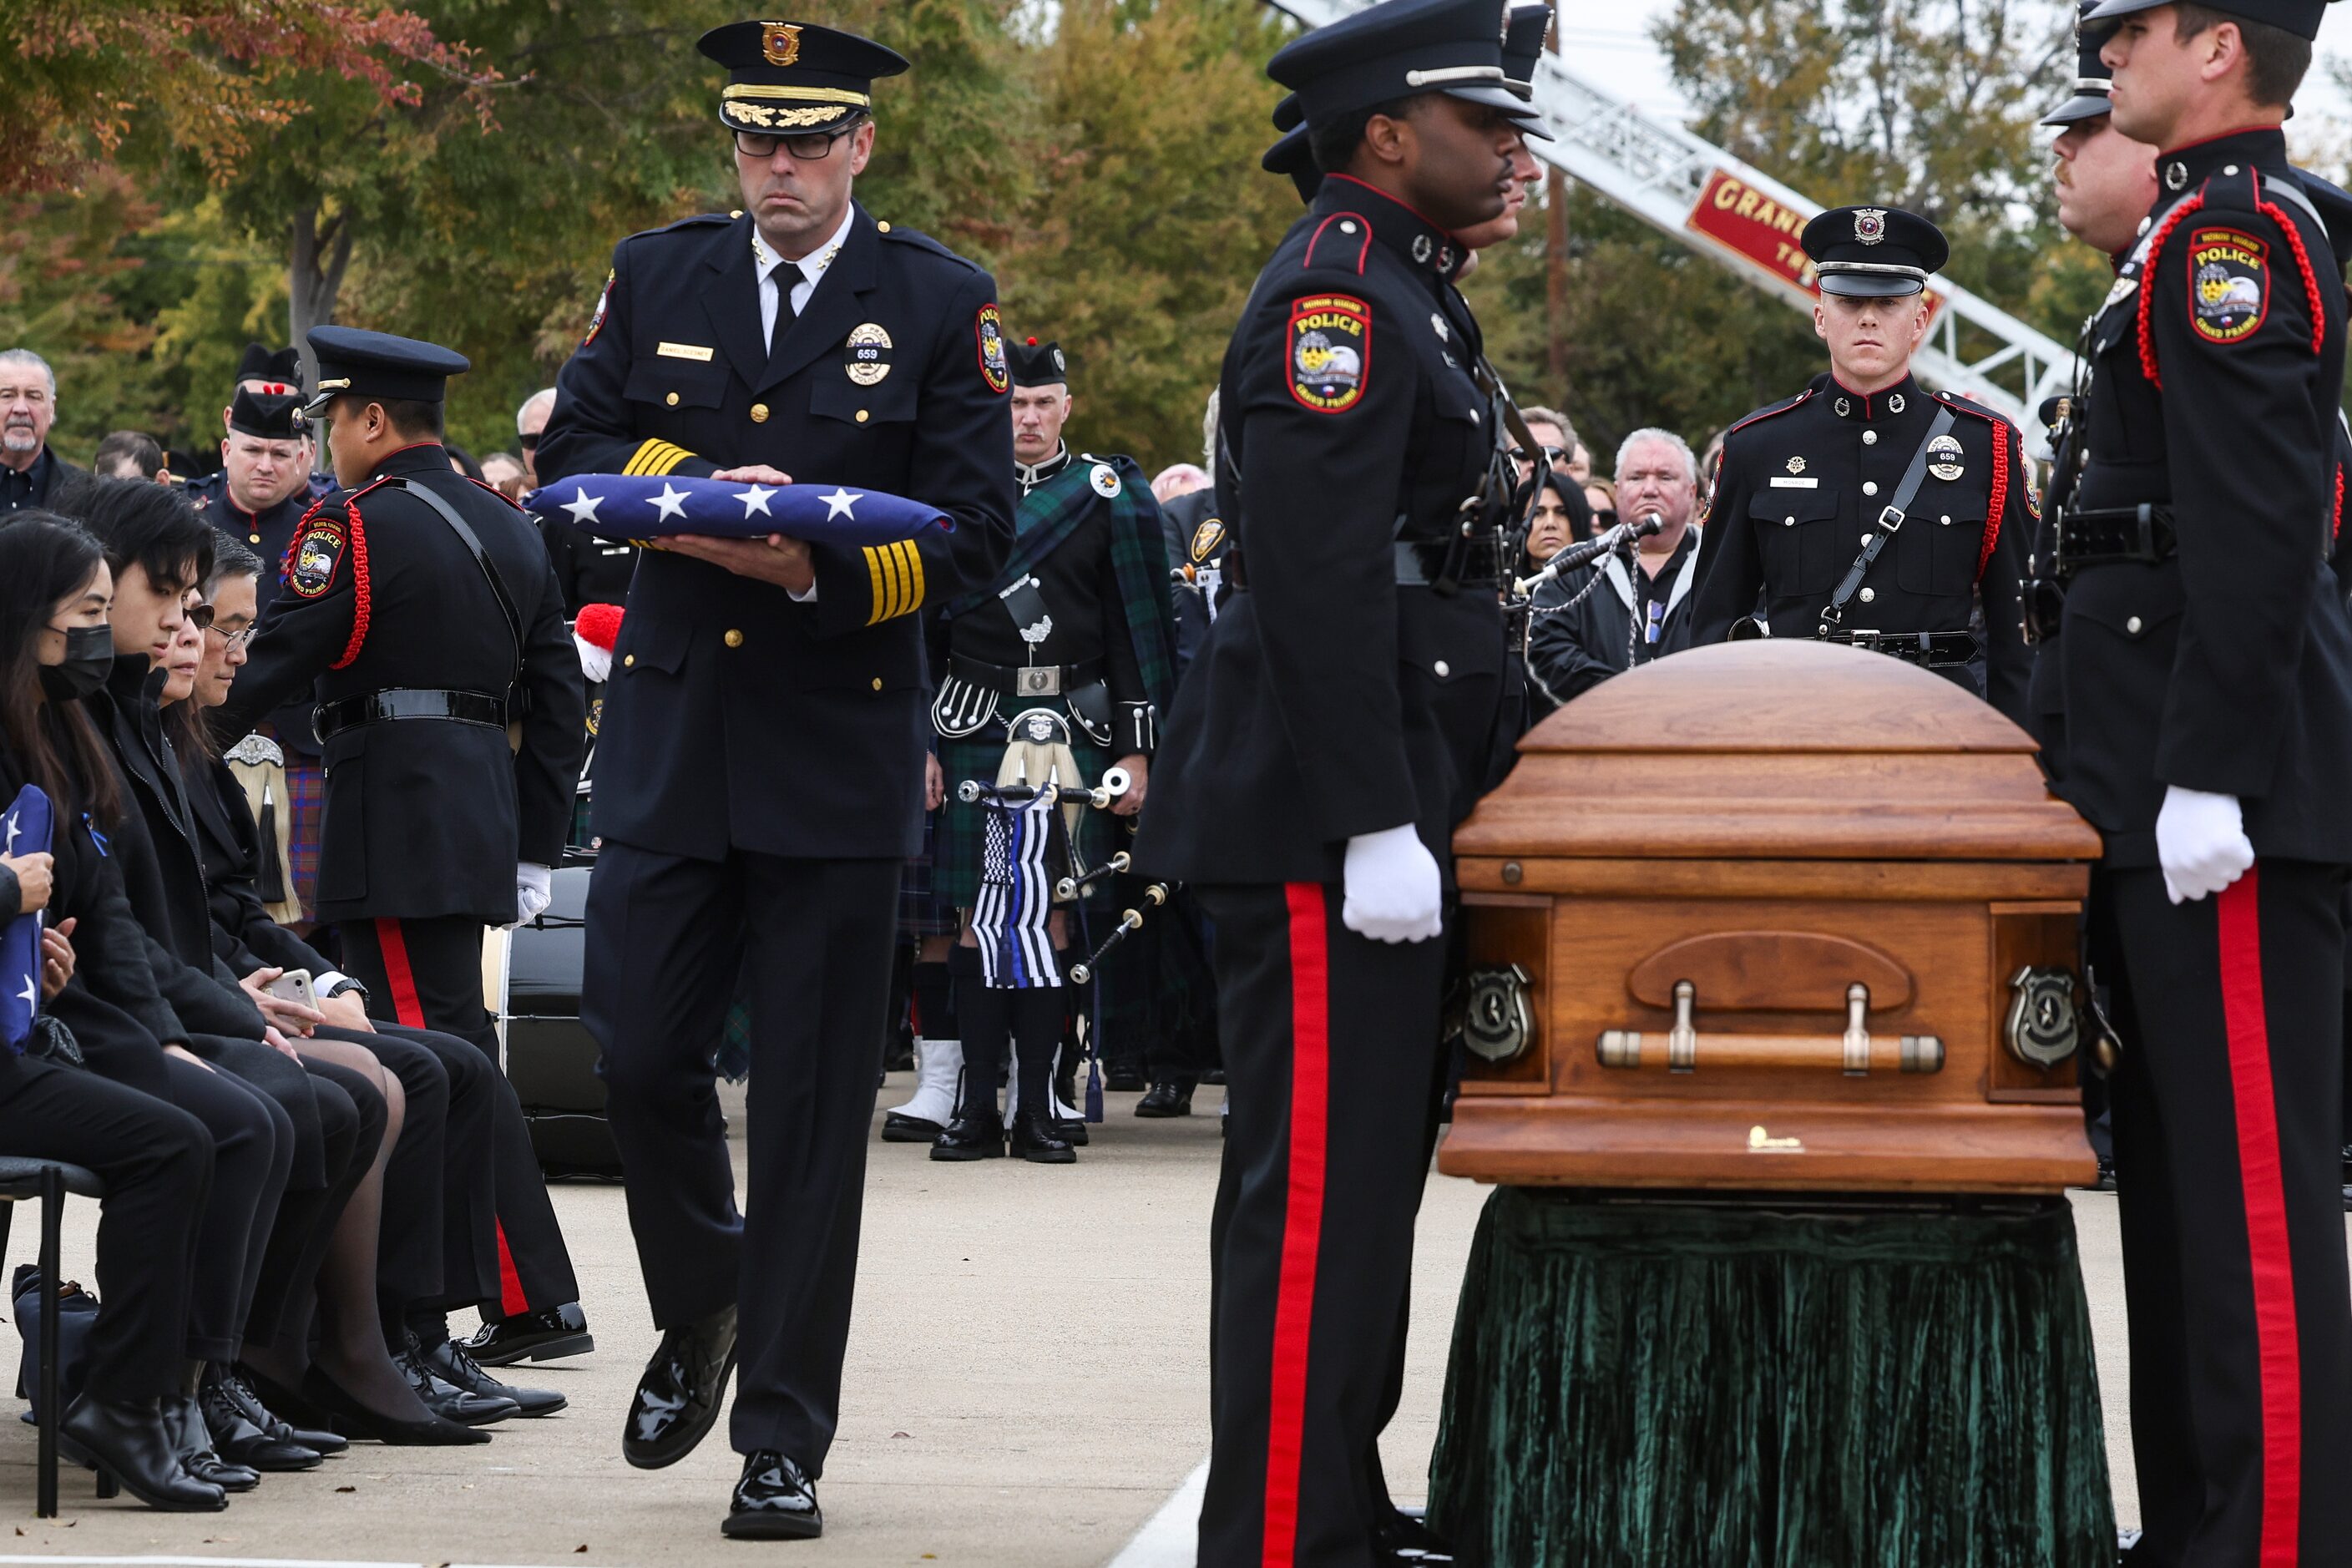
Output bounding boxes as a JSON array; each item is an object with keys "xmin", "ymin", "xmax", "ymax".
[{"xmin": 325, "ymin": 977, "xmax": 370, "ymax": 1002}]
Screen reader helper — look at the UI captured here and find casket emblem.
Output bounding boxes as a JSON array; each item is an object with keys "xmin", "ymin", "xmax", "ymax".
[{"xmin": 2006, "ymin": 966, "xmax": 2080, "ymax": 1069}]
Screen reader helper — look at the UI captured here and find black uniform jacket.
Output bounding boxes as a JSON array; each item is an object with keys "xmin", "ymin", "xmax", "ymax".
[
  {"xmin": 190, "ymin": 472, "xmax": 329, "ymax": 756},
  {"xmin": 1136, "ymin": 175, "xmax": 1510, "ymax": 887},
  {"xmin": 1688, "ymin": 371, "xmax": 2034, "ymax": 726},
  {"xmin": 0, "ymin": 724, "xmax": 186, "ymax": 1096},
  {"xmin": 214, "ymin": 443, "xmax": 586, "ymax": 923},
  {"xmin": 1526, "ymin": 531, "xmax": 1699, "ymax": 712},
  {"xmin": 535, "ymin": 202, "xmax": 1016, "ymax": 861},
  {"xmin": 2060, "ymin": 129, "xmax": 2352, "ymax": 867},
  {"xmin": 1158, "ymin": 487, "xmax": 1219, "ymax": 684},
  {"xmin": 541, "ymin": 522, "xmax": 640, "ymax": 615}
]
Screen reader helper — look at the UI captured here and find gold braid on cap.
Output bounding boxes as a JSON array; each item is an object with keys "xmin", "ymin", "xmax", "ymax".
[{"xmin": 726, "ymin": 101, "xmax": 864, "ymax": 129}]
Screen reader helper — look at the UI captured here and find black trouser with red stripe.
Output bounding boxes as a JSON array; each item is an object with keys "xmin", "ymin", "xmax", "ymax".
[
  {"xmin": 339, "ymin": 913, "xmax": 580, "ymax": 1320},
  {"xmin": 1195, "ymin": 882, "xmax": 1450, "ymax": 1568},
  {"xmin": 2093, "ymin": 860, "xmax": 2352, "ymax": 1567}
]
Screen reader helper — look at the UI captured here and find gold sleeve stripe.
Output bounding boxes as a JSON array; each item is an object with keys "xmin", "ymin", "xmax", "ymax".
[
  {"xmin": 862, "ymin": 544, "xmax": 895, "ymax": 625},
  {"xmin": 898, "ymin": 540, "xmax": 925, "ymax": 616},
  {"xmin": 859, "ymin": 541, "xmax": 928, "ymax": 625},
  {"xmin": 623, "ymin": 439, "xmax": 694, "ymax": 477}
]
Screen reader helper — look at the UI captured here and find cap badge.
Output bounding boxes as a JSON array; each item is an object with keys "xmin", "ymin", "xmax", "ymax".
[
  {"xmin": 1053, "ymin": 347, "xmax": 1066, "ymax": 373},
  {"xmin": 845, "ymin": 322, "xmax": 893, "ymax": 387},
  {"xmin": 1854, "ymin": 208, "xmax": 1888, "ymax": 245},
  {"xmin": 761, "ymin": 23, "xmax": 802, "ymax": 67},
  {"xmin": 1926, "ymin": 432, "xmax": 1965, "ymax": 482},
  {"xmin": 1785, "ymin": 456, "xmax": 1805, "ymax": 475},
  {"xmin": 1412, "ymin": 234, "xmax": 1433, "ymax": 265}
]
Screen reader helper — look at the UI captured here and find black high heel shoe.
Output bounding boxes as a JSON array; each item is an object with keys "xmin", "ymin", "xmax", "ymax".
[
  {"xmin": 58, "ymin": 1396, "xmax": 227, "ymax": 1512},
  {"xmin": 299, "ymin": 1367, "xmax": 488, "ymax": 1446}
]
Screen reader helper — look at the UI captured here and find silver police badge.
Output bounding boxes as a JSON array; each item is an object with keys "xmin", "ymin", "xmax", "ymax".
[
  {"xmin": 2006, "ymin": 966, "xmax": 2081, "ymax": 1069},
  {"xmin": 1854, "ymin": 208, "xmax": 1889, "ymax": 245},
  {"xmin": 1926, "ymin": 432, "xmax": 1966, "ymax": 483},
  {"xmin": 1458, "ymin": 964, "xmax": 1535, "ymax": 1065}
]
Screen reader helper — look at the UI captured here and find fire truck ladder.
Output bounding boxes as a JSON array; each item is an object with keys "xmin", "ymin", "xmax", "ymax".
[{"xmin": 1263, "ymin": 0, "xmax": 2075, "ymax": 432}]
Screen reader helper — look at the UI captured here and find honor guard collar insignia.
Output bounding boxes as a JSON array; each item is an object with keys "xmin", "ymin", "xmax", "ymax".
[
  {"xmin": 234, "ymin": 342, "xmax": 304, "ymax": 395},
  {"xmin": 2042, "ymin": 1, "xmax": 2117, "ymax": 127},
  {"xmin": 1008, "ymin": 336, "xmax": 1069, "ymax": 390},
  {"xmin": 1269, "ymin": 0, "xmax": 1530, "ymax": 127},
  {"xmin": 2086, "ymin": 0, "xmax": 2338, "ymax": 39},
  {"xmin": 1802, "ymin": 205, "xmax": 1947, "ymax": 297},
  {"xmin": 302, "ymin": 326, "xmax": 468, "ymax": 418},
  {"xmin": 228, "ymin": 387, "xmax": 306, "ymax": 440},
  {"xmin": 700, "ymin": 19, "xmax": 908, "ymax": 136}
]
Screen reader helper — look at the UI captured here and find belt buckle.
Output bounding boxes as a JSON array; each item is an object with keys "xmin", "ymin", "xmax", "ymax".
[
  {"xmin": 1016, "ymin": 665, "xmax": 1061, "ymax": 698},
  {"xmin": 2132, "ymin": 503, "xmax": 2157, "ymax": 559},
  {"xmin": 1877, "ymin": 505, "xmax": 1905, "ymax": 534}
]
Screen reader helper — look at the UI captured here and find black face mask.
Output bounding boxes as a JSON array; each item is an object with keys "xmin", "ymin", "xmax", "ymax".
[{"xmin": 38, "ymin": 624, "xmax": 114, "ymax": 703}]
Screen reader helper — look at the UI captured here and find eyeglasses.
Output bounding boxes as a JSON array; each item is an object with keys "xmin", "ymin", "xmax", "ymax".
[
  {"xmin": 518, "ymin": 432, "xmax": 540, "ymax": 453},
  {"xmin": 733, "ymin": 122, "xmax": 862, "ymax": 162},
  {"xmin": 205, "ymin": 621, "xmax": 258, "ymax": 651},
  {"xmin": 184, "ymin": 602, "xmax": 215, "ymax": 631}
]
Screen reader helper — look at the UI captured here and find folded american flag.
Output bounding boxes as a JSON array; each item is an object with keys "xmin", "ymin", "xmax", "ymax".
[
  {"xmin": 523, "ymin": 473, "xmax": 949, "ymax": 546},
  {"xmin": 2, "ymin": 785, "xmax": 53, "ymax": 1055}
]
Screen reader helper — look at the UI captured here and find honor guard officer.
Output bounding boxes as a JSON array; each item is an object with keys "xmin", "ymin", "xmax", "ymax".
[
  {"xmin": 1133, "ymin": 0, "xmax": 1529, "ymax": 1560},
  {"xmin": 2051, "ymin": 0, "xmax": 2352, "ymax": 1557},
  {"xmin": 211, "ymin": 325, "xmax": 594, "ymax": 1368},
  {"xmin": 1687, "ymin": 207, "xmax": 2036, "ymax": 726},
  {"xmin": 534, "ymin": 17, "xmax": 1014, "ymax": 1541}
]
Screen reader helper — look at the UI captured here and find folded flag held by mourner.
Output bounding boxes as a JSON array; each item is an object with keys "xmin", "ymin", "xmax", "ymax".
[
  {"xmin": 1, "ymin": 785, "xmax": 53, "ymax": 1055},
  {"xmin": 523, "ymin": 473, "xmax": 951, "ymax": 548}
]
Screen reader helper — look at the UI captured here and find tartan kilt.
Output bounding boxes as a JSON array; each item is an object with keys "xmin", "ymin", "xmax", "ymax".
[
  {"xmin": 896, "ymin": 812, "xmax": 959, "ymax": 939},
  {"xmin": 258, "ymin": 721, "xmax": 327, "ymax": 925},
  {"xmin": 935, "ymin": 730, "xmax": 1115, "ymax": 910}
]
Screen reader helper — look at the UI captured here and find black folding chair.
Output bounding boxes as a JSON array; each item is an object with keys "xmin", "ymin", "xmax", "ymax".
[{"xmin": 0, "ymin": 1159, "xmax": 106, "ymax": 1518}]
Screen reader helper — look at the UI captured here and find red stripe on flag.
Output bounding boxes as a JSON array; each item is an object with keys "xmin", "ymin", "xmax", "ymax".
[
  {"xmin": 376, "ymin": 918, "xmax": 426, "ymax": 1029},
  {"xmin": 1262, "ymin": 883, "xmax": 1331, "ymax": 1568},
  {"xmin": 493, "ymin": 1222, "xmax": 530, "ymax": 1317},
  {"xmin": 2217, "ymin": 869, "xmax": 2302, "ymax": 1566}
]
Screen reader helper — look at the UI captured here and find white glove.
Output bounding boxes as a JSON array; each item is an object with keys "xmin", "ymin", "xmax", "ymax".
[
  {"xmin": 573, "ymin": 631, "xmax": 611, "ymax": 685},
  {"xmin": 1341, "ymin": 824, "xmax": 1444, "ymax": 943},
  {"xmin": 516, "ymin": 862, "xmax": 554, "ymax": 927},
  {"xmin": 2155, "ymin": 786, "xmax": 2254, "ymax": 905}
]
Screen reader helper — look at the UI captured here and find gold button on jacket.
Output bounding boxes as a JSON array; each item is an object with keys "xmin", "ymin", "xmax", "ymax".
[{"xmin": 724, "ymin": 629, "xmax": 745, "ymax": 649}]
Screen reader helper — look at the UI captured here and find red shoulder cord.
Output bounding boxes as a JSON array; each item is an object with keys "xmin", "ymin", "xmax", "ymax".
[
  {"xmin": 2137, "ymin": 191, "xmax": 2205, "ymax": 389},
  {"xmin": 2253, "ymin": 170, "xmax": 2328, "ymax": 358},
  {"xmin": 301, "ymin": 475, "xmax": 391, "ymax": 671},
  {"xmin": 1979, "ymin": 422, "xmax": 2012, "ymax": 579},
  {"xmin": 2335, "ymin": 462, "xmax": 2344, "ymax": 546}
]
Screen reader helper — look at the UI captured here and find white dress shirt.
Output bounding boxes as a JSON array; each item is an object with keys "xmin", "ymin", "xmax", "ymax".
[{"xmin": 754, "ymin": 204, "xmax": 857, "ymax": 352}]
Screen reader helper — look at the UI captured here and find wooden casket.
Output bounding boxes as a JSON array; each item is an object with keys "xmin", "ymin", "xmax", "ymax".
[{"xmin": 1445, "ymin": 639, "xmax": 2103, "ymax": 1193}]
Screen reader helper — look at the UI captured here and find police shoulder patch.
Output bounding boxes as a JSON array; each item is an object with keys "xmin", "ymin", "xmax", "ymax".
[
  {"xmin": 1287, "ymin": 293, "xmax": 1371, "ymax": 414},
  {"xmin": 288, "ymin": 518, "xmax": 346, "ymax": 599},
  {"xmin": 583, "ymin": 271, "xmax": 614, "ymax": 347},
  {"xmin": 976, "ymin": 304, "xmax": 1010, "ymax": 394},
  {"xmin": 2187, "ymin": 225, "xmax": 2268, "ymax": 344}
]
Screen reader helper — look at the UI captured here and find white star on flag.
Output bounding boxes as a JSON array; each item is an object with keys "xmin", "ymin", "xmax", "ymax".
[
  {"xmin": 561, "ymin": 488, "xmax": 604, "ymax": 526},
  {"xmin": 15, "ymin": 978, "xmax": 35, "ymax": 1012},
  {"xmin": 738, "ymin": 484, "xmax": 776, "ymax": 518},
  {"xmin": 1, "ymin": 813, "xmax": 15, "ymax": 857},
  {"xmin": 822, "ymin": 488, "xmax": 863, "ymax": 521},
  {"xmin": 649, "ymin": 483, "xmax": 691, "ymax": 523}
]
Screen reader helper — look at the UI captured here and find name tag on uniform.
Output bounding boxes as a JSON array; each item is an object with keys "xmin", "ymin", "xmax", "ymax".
[
  {"xmin": 656, "ymin": 341, "xmax": 716, "ymax": 362},
  {"xmin": 1768, "ymin": 477, "xmax": 1819, "ymax": 488}
]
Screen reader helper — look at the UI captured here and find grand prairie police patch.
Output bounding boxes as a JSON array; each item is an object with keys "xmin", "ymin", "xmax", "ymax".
[
  {"xmin": 288, "ymin": 518, "xmax": 344, "ymax": 599},
  {"xmin": 1288, "ymin": 293, "xmax": 1370, "ymax": 413},
  {"xmin": 2187, "ymin": 226, "xmax": 2268, "ymax": 344},
  {"xmin": 583, "ymin": 271, "xmax": 614, "ymax": 348},
  {"xmin": 977, "ymin": 305, "xmax": 1010, "ymax": 394}
]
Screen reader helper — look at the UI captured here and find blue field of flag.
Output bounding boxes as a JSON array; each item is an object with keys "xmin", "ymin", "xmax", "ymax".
[
  {"xmin": 1, "ymin": 784, "xmax": 53, "ymax": 1054},
  {"xmin": 524, "ymin": 473, "xmax": 950, "ymax": 547}
]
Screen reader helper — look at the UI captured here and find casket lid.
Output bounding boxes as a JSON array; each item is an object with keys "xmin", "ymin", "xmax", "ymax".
[{"xmin": 1456, "ymin": 640, "xmax": 2101, "ymax": 862}]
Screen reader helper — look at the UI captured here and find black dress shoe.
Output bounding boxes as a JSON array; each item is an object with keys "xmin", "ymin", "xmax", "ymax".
[
  {"xmin": 1009, "ymin": 1107, "xmax": 1076, "ymax": 1164},
  {"xmin": 165, "ymin": 1392, "xmax": 259, "ymax": 1491},
  {"xmin": 1104, "ymin": 1062, "xmax": 1147, "ymax": 1092},
  {"xmin": 235, "ymin": 1366, "xmax": 348, "ymax": 1454},
  {"xmin": 624, "ymin": 1306, "xmax": 738, "ymax": 1470},
  {"xmin": 722, "ymin": 1449, "xmax": 822, "ymax": 1540},
  {"xmin": 881, "ymin": 1110, "xmax": 944, "ymax": 1142},
  {"xmin": 396, "ymin": 1333, "xmax": 518, "ymax": 1426},
  {"xmin": 424, "ymin": 1336, "xmax": 567, "ymax": 1417},
  {"xmin": 1136, "ymin": 1080, "xmax": 1196, "ymax": 1117},
  {"xmin": 1375, "ymin": 1505, "xmax": 1454, "ymax": 1563},
  {"xmin": 300, "ymin": 1368, "xmax": 488, "ymax": 1446},
  {"xmin": 1057, "ymin": 1116, "xmax": 1091, "ymax": 1146},
  {"xmin": 458, "ymin": 1302, "xmax": 594, "ymax": 1367},
  {"xmin": 59, "ymin": 1396, "xmax": 227, "ymax": 1512},
  {"xmin": 200, "ymin": 1371, "xmax": 320, "ymax": 1472},
  {"xmin": 929, "ymin": 1111, "xmax": 1005, "ymax": 1161}
]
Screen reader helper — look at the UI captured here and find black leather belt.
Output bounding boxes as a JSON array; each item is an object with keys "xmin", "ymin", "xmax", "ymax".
[
  {"xmin": 1821, "ymin": 629, "xmax": 1979, "ymax": 669},
  {"xmin": 314, "ymin": 688, "xmax": 508, "ymax": 741},
  {"xmin": 946, "ymin": 652, "xmax": 1105, "ymax": 701},
  {"xmin": 2054, "ymin": 503, "xmax": 2175, "ymax": 574}
]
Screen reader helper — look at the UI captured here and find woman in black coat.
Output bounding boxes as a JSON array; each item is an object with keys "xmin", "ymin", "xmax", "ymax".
[{"xmin": 0, "ymin": 512, "xmax": 225, "ymax": 1510}]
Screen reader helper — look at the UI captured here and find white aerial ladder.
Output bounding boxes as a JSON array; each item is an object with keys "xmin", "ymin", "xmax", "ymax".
[{"xmin": 1263, "ymin": 0, "xmax": 2076, "ymax": 432}]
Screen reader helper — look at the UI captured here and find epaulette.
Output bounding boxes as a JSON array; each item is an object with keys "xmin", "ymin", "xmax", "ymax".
[
  {"xmin": 874, "ymin": 221, "xmax": 981, "ymax": 271},
  {"xmin": 645, "ymin": 211, "xmax": 736, "ymax": 238},
  {"xmin": 1931, "ymin": 388, "xmax": 2016, "ymax": 431},
  {"xmin": 1722, "ymin": 389, "xmax": 1811, "ymax": 443},
  {"xmin": 1302, "ymin": 212, "xmax": 1373, "ymax": 276}
]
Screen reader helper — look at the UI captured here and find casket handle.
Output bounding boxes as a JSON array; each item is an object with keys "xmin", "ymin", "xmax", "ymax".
[{"xmin": 1597, "ymin": 979, "xmax": 1944, "ymax": 1076}]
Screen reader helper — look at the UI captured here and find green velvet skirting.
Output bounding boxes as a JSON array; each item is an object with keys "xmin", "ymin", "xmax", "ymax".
[{"xmin": 1426, "ymin": 1188, "xmax": 2115, "ymax": 1567}]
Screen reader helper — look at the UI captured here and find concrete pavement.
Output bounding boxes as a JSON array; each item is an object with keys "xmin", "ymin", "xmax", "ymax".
[{"xmin": 0, "ymin": 1072, "xmax": 2234, "ymax": 1565}]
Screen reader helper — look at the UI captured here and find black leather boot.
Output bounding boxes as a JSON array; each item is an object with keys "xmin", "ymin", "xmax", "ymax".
[
  {"xmin": 1009, "ymin": 1105, "xmax": 1076, "ymax": 1164},
  {"xmin": 58, "ymin": 1396, "xmax": 227, "ymax": 1512},
  {"xmin": 623, "ymin": 1305, "xmax": 738, "ymax": 1470},
  {"xmin": 930, "ymin": 1107, "xmax": 1007, "ymax": 1161}
]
